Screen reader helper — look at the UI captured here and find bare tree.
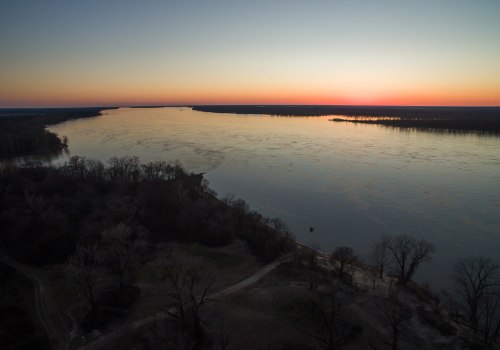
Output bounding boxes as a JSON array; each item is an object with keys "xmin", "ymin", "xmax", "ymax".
[
  {"xmin": 372, "ymin": 235, "xmax": 391, "ymax": 279},
  {"xmin": 307, "ymin": 284, "xmax": 346, "ymax": 350},
  {"xmin": 331, "ymin": 246, "xmax": 357, "ymax": 281},
  {"xmin": 369, "ymin": 295, "xmax": 412, "ymax": 350},
  {"xmin": 107, "ymin": 156, "xmax": 141, "ymax": 183},
  {"xmin": 161, "ymin": 253, "xmax": 215, "ymax": 341},
  {"xmin": 453, "ymin": 256, "xmax": 500, "ymax": 334},
  {"xmin": 211, "ymin": 312, "xmax": 232, "ymax": 350},
  {"xmin": 362, "ymin": 265, "xmax": 379, "ymax": 291},
  {"xmin": 269, "ymin": 217, "xmax": 292, "ymax": 239},
  {"xmin": 480, "ymin": 292, "xmax": 500, "ymax": 346},
  {"xmin": 307, "ymin": 244, "xmax": 320, "ymax": 271},
  {"xmin": 101, "ymin": 223, "xmax": 146, "ymax": 289},
  {"xmin": 67, "ymin": 244, "xmax": 102, "ymax": 319},
  {"xmin": 386, "ymin": 235, "xmax": 434, "ymax": 285},
  {"xmin": 306, "ymin": 270, "xmax": 321, "ymax": 292}
]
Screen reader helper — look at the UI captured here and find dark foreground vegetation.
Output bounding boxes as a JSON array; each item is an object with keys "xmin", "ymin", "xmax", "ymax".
[
  {"xmin": 0, "ymin": 262, "xmax": 51, "ymax": 349},
  {"xmin": 193, "ymin": 105, "xmax": 500, "ymax": 134},
  {"xmin": 0, "ymin": 107, "xmax": 114, "ymax": 158},
  {"xmin": 1, "ymin": 157, "xmax": 498, "ymax": 349},
  {"xmin": 0, "ymin": 156, "xmax": 293, "ymax": 347},
  {"xmin": 0, "ymin": 156, "xmax": 292, "ymax": 265}
]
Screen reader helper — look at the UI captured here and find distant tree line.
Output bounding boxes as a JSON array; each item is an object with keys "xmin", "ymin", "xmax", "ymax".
[
  {"xmin": 0, "ymin": 117, "xmax": 64, "ymax": 157},
  {"xmin": 0, "ymin": 107, "xmax": 113, "ymax": 158},
  {"xmin": 193, "ymin": 105, "xmax": 500, "ymax": 134}
]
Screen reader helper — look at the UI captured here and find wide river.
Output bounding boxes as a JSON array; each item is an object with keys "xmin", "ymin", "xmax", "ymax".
[{"xmin": 46, "ymin": 107, "xmax": 499, "ymax": 289}]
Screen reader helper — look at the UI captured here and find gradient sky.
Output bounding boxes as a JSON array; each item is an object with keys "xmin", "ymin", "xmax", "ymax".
[{"xmin": 1, "ymin": 0, "xmax": 500, "ymax": 107}]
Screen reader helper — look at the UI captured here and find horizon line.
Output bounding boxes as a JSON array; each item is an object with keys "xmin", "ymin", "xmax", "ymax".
[{"xmin": 2, "ymin": 103, "xmax": 500, "ymax": 109}]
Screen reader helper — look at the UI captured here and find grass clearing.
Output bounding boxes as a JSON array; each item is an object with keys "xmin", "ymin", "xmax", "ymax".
[
  {"xmin": 275, "ymin": 296, "xmax": 314, "ymax": 322},
  {"xmin": 135, "ymin": 264, "xmax": 163, "ymax": 284},
  {"xmin": 181, "ymin": 243, "xmax": 247, "ymax": 269}
]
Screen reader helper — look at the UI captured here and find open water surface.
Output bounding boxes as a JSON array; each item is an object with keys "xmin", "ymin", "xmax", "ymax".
[{"xmin": 44, "ymin": 107, "xmax": 500, "ymax": 288}]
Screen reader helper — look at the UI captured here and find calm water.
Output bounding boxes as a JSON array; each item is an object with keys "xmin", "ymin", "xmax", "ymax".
[{"xmin": 46, "ymin": 107, "xmax": 499, "ymax": 288}]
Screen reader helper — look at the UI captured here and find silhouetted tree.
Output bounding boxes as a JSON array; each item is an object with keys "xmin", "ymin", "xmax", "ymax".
[
  {"xmin": 369, "ymin": 294, "xmax": 412, "ymax": 350},
  {"xmin": 101, "ymin": 223, "xmax": 146, "ymax": 289},
  {"xmin": 161, "ymin": 253, "xmax": 215, "ymax": 342},
  {"xmin": 372, "ymin": 235, "xmax": 391, "ymax": 279},
  {"xmin": 331, "ymin": 246, "xmax": 357, "ymax": 281},
  {"xmin": 480, "ymin": 292, "xmax": 500, "ymax": 346},
  {"xmin": 67, "ymin": 244, "xmax": 103, "ymax": 320},
  {"xmin": 308, "ymin": 285, "xmax": 345, "ymax": 350},
  {"xmin": 363, "ymin": 266, "xmax": 380, "ymax": 291},
  {"xmin": 386, "ymin": 235, "xmax": 434, "ymax": 285},
  {"xmin": 212, "ymin": 312, "xmax": 233, "ymax": 350},
  {"xmin": 453, "ymin": 256, "xmax": 500, "ymax": 336},
  {"xmin": 107, "ymin": 156, "xmax": 141, "ymax": 184},
  {"xmin": 269, "ymin": 217, "xmax": 292, "ymax": 239}
]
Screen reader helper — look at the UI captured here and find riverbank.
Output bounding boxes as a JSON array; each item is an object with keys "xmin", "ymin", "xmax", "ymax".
[{"xmin": 0, "ymin": 107, "xmax": 116, "ymax": 159}]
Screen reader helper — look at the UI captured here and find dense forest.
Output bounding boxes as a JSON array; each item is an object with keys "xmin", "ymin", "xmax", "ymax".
[
  {"xmin": 0, "ymin": 108, "xmax": 113, "ymax": 158},
  {"xmin": 0, "ymin": 156, "xmax": 294, "ymax": 348},
  {"xmin": 193, "ymin": 105, "xmax": 500, "ymax": 134},
  {"xmin": 0, "ymin": 156, "xmax": 292, "ymax": 265}
]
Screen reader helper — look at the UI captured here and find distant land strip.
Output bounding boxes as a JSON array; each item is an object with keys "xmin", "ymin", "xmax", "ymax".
[
  {"xmin": 193, "ymin": 105, "xmax": 500, "ymax": 134},
  {"xmin": 0, "ymin": 107, "xmax": 118, "ymax": 158}
]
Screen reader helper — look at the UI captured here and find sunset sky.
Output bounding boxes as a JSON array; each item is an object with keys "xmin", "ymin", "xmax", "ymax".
[{"xmin": 1, "ymin": 0, "xmax": 499, "ymax": 107}]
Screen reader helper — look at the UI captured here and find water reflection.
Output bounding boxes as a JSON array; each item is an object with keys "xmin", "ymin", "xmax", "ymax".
[
  {"xmin": 329, "ymin": 115, "xmax": 401, "ymax": 122},
  {"xmin": 0, "ymin": 148, "xmax": 68, "ymax": 167},
  {"xmin": 329, "ymin": 115, "xmax": 500, "ymax": 136}
]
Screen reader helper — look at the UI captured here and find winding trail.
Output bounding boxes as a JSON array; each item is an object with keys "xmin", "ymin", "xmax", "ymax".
[
  {"xmin": 1, "ymin": 249, "xmax": 389, "ymax": 350},
  {"xmin": 213, "ymin": 257, "xmax": 290, "ymax": 297},
  {"xmin": 79, "ymin": 255, "xmax": 292, "ymax": 350},
  {"xmin": 0, "ymin": 254, "xmax": 70, "ymax": 350}
]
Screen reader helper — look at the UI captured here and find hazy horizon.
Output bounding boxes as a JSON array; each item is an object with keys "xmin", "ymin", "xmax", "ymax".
[
  {"xmin": 1, "ymin": 1, "xmax": 500, "ymax": 107},
  {"xmin": 2, "ymin": 104, "xmax": 500, "ymax": 110}
]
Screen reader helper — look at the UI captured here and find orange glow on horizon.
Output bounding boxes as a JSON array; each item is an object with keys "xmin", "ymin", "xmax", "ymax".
[
  {"xmin": 1, "ymin": 72, "xmax": 499, "ymax": 107},
  {"xmin": 2, "ymin": 88, "xmax": 500, "ymax": 108}
]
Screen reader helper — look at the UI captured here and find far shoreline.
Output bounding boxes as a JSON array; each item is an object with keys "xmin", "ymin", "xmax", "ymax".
[
  {"xmin": 192, "ymin": 105, "xmax": 500, "ymax": 135},
  {"xmin": 0, "ymin": 107, "xmax": 118, "ymax": 160}
]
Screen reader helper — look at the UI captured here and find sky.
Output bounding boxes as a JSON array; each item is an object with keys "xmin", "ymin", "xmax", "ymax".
[{"xmin": 1, "ymin": 0, "xmax": 500, "ymax": 107}]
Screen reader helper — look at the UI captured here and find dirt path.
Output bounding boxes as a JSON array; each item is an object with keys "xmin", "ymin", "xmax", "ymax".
[
  {"xmin": 213, "ymin": 257, "xmax": 291, "ymax": 297},
  {"xmin": 79, "ymin": 255, "xmax": 292, "ymax": 350},
  {"xmin": 1, "ymin": 248, "xmax": 390, "ymax": 350},
  {"xmin": 0, "ymin": 255, "xmax": 70, "ymax": 350}
]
